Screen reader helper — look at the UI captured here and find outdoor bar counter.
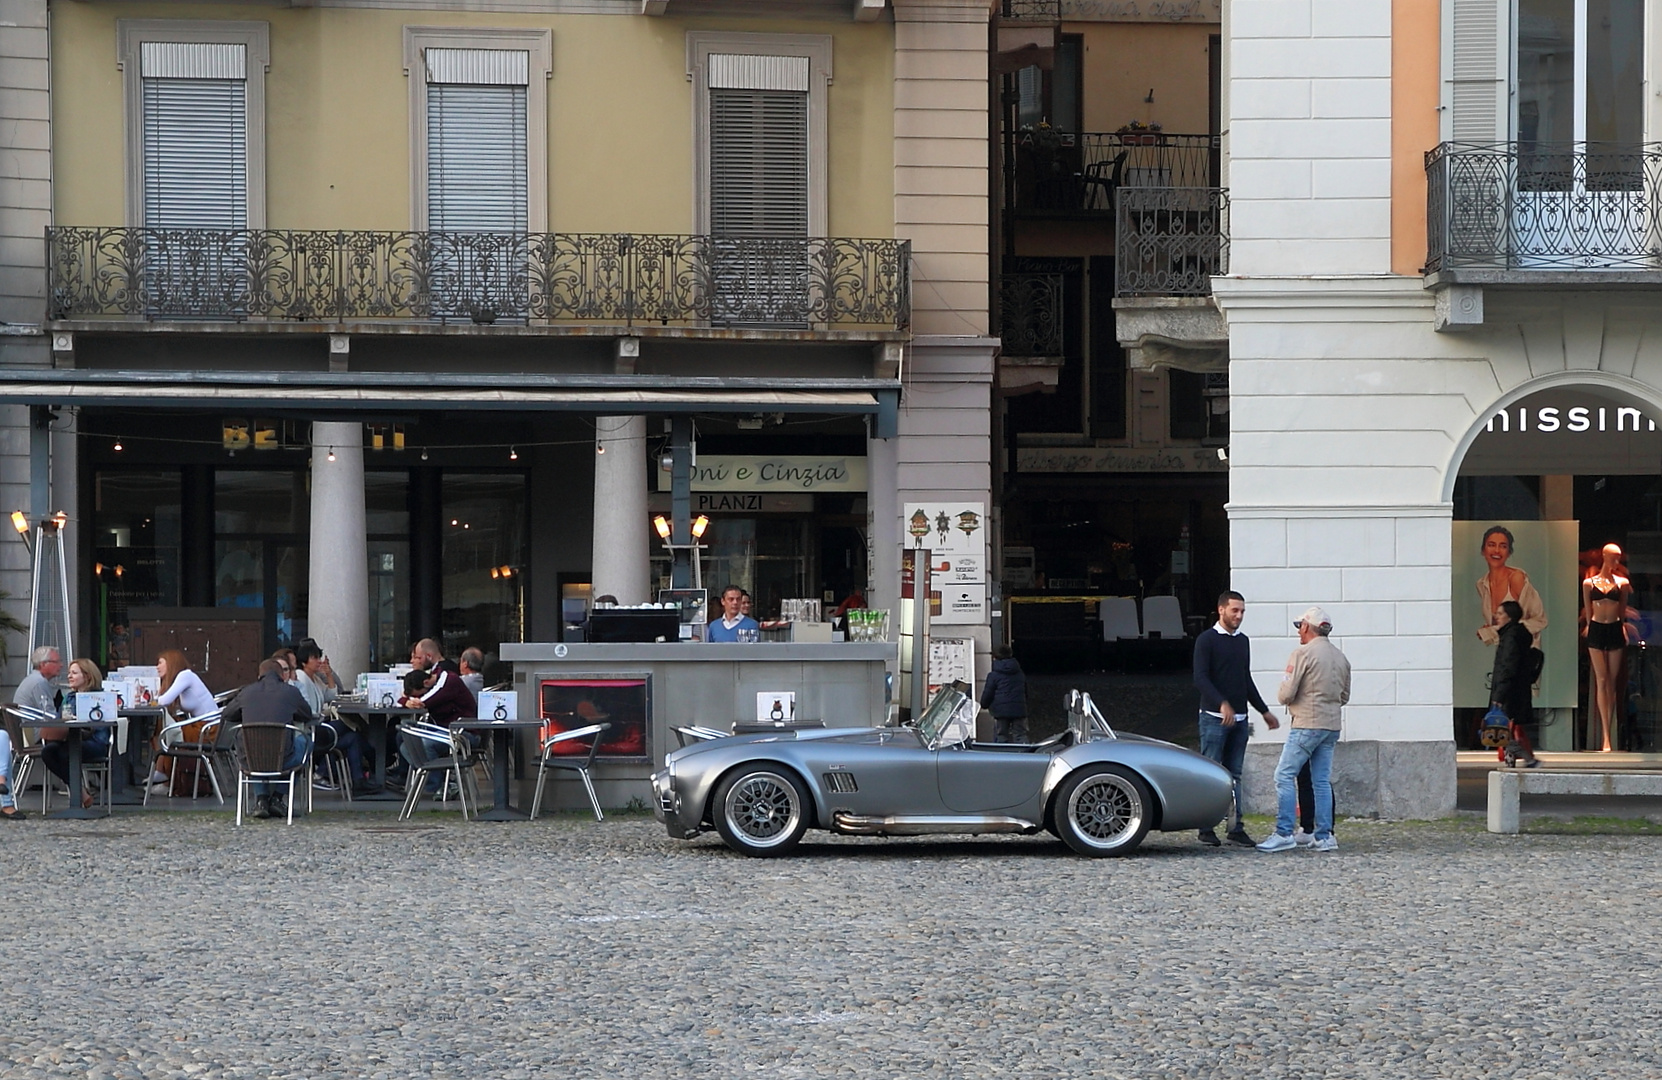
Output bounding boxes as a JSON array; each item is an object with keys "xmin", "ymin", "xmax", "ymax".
[{"xmin": 500, "ymin": 642, "xmax": 892, "ymax": 812}]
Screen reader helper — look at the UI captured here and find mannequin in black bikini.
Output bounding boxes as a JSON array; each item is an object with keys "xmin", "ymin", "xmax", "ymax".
[{"xmin": 1581, "ymin": 543, "xmax": 1630, "ymax": 753}]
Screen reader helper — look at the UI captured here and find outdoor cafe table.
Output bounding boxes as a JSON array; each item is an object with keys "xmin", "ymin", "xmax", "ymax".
[
  {"xmin": 19, "ymin": 717, "xmax": 115, "ymax": 819},
  {"xmin": 452, "ymin": 718, "xmax": 544, "ymax": 821},
  {"xmin": 331, "ymin": 701, "xmax": 426, "ymax": 801},
  {"xmin": 110, "ymin": 705, "xmax": 166, "ymax": 805}
]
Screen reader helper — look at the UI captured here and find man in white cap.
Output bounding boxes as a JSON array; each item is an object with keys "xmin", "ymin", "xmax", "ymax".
[{"xmin": 1258, "ymin": 606, "xmax": 1351, "ymax": 853}]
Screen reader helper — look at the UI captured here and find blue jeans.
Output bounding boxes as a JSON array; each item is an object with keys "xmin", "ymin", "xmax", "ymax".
[
  {"xmin": 1274, "ymin": 728, "xmax": 1340, "ymax": 840},
  {"xmin": 1198, "ymin": 711, "xmax": 1248, "ymax": 831},
  {"xmin": 253, "ymin": 731, "xmax": 313, "ymax": 796}
]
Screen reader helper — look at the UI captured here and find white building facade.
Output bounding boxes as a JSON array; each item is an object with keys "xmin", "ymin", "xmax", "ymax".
[{"xmin": 1216, "ymin": 0, "xmax": 1662, "ymax": 815}]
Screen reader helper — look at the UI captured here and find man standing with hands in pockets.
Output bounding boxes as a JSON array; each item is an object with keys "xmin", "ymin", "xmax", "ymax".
[
  {"xmin": 1258, "ymin": 606, "xmax": 1351, "ymax": 853},
  {"xmin": 1193, "ymin": 591, "xmax": 1278, "ymax": 847}
]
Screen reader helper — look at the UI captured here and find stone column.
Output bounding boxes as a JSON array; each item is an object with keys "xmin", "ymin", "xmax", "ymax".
[
  {"xmin": 308, "ymin": 422, "xmax": 369, "ymax": 684},
  {"xmin": 591, "ymin": 415, "xmax": 649, "ymax": 604}
]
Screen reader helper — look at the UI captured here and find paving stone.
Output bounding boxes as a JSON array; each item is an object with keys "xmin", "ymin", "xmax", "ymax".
[{"xmin": 0, "ymin": 815, "xmax": 1657, "ymax": 1076}]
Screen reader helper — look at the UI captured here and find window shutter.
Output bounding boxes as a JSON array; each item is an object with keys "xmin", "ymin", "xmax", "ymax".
[
  {"xmin": 427, "ymin": 83, "xmax": 528, "ymax": 232},
  {"xmin": 709, "ymin": 89, "xmax": 809, "ymax": 238},
  {"xmin": 1448, "ymin": 0, "xmax": 1508, "ymax": 142},
  {"xmin": 141, "ymin": 76, "xmax": 248, "ymax": 228}
]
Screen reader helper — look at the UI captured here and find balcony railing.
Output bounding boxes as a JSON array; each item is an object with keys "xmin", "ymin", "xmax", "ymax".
[
  {"xmin": 1115, "ymin": 187, "xmax": 1229, "ymax": 297},
  {"xmin": 1011, "ymin": 131, "xmax": 1219, "ymax": 214},
  {"xmin": 999, "ymin": 272, "xmax": 1065, "ymax": 357},
  {"xmin": 999, "ymin": 0, "xmax": 1061, "ymax": 21},
  {"xmin": 46, "ymin": 228, "xmax": 911, "ymax": 331},
  {"xmin": 1425, "ymin": 142, "xmax": 1662, "ymax": 274}
]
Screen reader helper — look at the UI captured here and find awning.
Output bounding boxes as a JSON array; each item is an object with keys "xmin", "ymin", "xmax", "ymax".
[{"xmin": 0, "ymin": 370, "xmax": 899, "ymax": 428}]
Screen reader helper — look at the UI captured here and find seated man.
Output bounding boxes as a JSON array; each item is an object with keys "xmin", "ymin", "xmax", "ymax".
[
  {"xmin": 459, "ymin": 647, "xmax": 486, "ymax": 698},
  {"xmin": 399, "ymin": 660, "xmax": 479, "ymax": 792},
  {"xmin": 706, "ymin": 585, "xmax": 760, "ymax": 643},
  {"xmin": 222, "ymin": 659, "xmax": 314, "ymax": 819},
  {"xmin": 294, "ymin": 640, "xmax": 364, "ymax": 792}
]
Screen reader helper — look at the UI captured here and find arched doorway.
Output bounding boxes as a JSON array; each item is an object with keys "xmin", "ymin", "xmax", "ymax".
[{"xmin": 1448, "ymin": 381, "xmax": 1662, "ymax": 754}]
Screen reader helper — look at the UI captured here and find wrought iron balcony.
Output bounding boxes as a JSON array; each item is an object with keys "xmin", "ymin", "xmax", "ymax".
[
  {"xmin": 1010, "ymin": 131, "xmax": 1219, "ymax": 215},
  {"xmin": 1115, "ymin": 187, "xmax": 1229, "ymax": 297},
  {"xmin": 1426, "ymin": 142, "xmax": 1662, "ymax": 277},
  {"xmin": 999, "ymin": 0, "xmax": 1061, "ymax": 22},
  {"xmin": 999, "ymin": 272, "xmax": 1065, "ymax": 357},
  {"xmin": 46, "ymin": 228, "xmax": 911, "ymax": 331}
]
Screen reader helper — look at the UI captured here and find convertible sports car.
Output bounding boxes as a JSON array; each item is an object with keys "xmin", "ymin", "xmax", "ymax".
[{"xmin": 651, "ymin": 683, "xmax": 1233, "ymax": 857}]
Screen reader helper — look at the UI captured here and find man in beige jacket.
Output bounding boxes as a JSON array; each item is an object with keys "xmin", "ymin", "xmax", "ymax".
[{"xmin": 1257, "ymin": 606, "xmax": 1351, "ymax": 853}]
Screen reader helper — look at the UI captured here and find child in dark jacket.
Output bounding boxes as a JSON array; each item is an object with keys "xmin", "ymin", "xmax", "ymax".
[{"xmin": 981, "ymin": 645, "xmax": 1029, "ymax": 743}]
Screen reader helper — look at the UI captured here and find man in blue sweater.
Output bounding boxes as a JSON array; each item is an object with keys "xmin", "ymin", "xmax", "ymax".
[{"xmin": 1192, "ymin": 590, "xmax": 1279, "ymax": 846}]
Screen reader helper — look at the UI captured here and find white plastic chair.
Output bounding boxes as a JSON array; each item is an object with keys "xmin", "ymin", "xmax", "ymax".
[
  {"xmin": 1142, "ymin": 595, "xmax": 1187, "ymax": 640},
  {"xmin": 1100, "ymin": 596, "xmax": 1142, "ymax": 641}
]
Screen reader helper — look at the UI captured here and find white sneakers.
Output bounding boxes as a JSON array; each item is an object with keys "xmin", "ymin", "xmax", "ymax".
[{"xmin": 1259, "ymin": 830, "xmax": 1338, "ymax": 852}]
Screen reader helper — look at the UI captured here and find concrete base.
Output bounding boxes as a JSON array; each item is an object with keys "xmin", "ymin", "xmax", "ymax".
[{"xmin": 1243, "ymin": 739, "xmax": 1457, "ymax": 820}]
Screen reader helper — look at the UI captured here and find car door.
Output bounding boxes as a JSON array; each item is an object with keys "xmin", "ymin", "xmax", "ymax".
[
  {"xmin": 807, "ymin": 728, "xmax": 947, "ymax": 815},
  {"xmin": 936, "ymin": 745, "xmax": 1051, "ymax": 813}
]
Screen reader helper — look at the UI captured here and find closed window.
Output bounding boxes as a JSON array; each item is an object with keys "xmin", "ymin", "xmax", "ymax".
[
  {"xmin": 140, "ymin": 43, "xmax": 249, "ymax": 228},
  {"xmin": 708, "ymin": 56, "xmax": 809, "ymax": 239},
  {"xmin": 425, "ymin": 48, "xmax": 529, "ymax": 232}
]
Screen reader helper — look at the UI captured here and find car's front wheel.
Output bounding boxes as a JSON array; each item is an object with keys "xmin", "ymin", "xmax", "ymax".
[
  {"xmin": 713, "ymin": 764, "xmax": 810, "ymax": 857},
  {"xmin": 1055, "ymin": 766, "xmax": 1151, "ymax": 856}
]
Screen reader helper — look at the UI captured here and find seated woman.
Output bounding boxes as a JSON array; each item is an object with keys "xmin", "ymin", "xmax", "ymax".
[
  {"xmin": 148, "ymin": 649, "xmax": 219, "ymax": 789},
  {"xmin": 42, "ymin": 657, "xmax": 112, "ymax": 808}
]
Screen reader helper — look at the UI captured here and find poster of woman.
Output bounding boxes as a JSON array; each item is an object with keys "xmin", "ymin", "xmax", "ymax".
[{"xmin": 1451, "ymin": 520, "xmax": 1578, "ymax": 709}]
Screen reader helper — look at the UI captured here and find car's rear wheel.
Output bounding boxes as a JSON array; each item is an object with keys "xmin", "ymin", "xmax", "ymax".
[
  {"xmin": 713, "ymin": 764, "xmax": 810, "ymax": 857},
  {"xmin": 1055, "ymin": 765, "xmax": 1151, "ymax": 856}
]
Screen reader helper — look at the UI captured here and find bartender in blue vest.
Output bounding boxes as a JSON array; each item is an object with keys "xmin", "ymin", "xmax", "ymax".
[{"xmin": 707, "ymin": 584, "xmax": 761, "ymax": 643}]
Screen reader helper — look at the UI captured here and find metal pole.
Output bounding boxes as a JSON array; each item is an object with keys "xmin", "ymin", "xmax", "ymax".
[
  {"xmin": 669, "ymin": 416, "xmax": 692, "ymax": 588},
  {"xmin": 29, "ymin": 406, "xmax": 50, "ymax": 521},
  {"xmin": 909, "ymin": 551, "xmax": 929, "ymax": 721}
]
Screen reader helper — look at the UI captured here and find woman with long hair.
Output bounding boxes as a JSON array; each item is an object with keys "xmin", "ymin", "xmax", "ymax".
[
  {"xmin": 1475, "ymin": 525, "xmax": 1547, "ymax": 647},
  {"xmin": 1582, "ymin": 543, "xmax": 1631, "ymax": 752},
  {"xmin": 42, "ymin": 658, "xmax": 110, "ymax": 807},
  {"xmin": 148, "ymin": 649, "xmax": 218, "ymax": 788}
]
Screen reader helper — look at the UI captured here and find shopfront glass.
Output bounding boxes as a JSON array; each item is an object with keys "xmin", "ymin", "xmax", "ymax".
[
  {"xmin": 441, "ymin": 472, "xmax": 528, "ymax": 659},
  {"xmin": 215, "ymin": 470, "xmax": 307, "ymax": 646},
  {"xmin": 366, "ymin": 471, "xmax": 410, "ymax": 669},
  {"xmin": 93, "ymin": 469, "xmax": 182, "ymax": 670},
  {"xmin": 1452, "ymin": 387, "xmax": 1662, "ymax": 752},
  {"xmin": 649, "ymin": 517, "xmax": 810, "ymax": 620}
]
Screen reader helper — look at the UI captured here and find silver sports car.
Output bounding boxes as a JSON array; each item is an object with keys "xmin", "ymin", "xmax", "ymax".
[{"xmin": 651, "ymin": 683, "xmax": 1233, "ymax": 857}]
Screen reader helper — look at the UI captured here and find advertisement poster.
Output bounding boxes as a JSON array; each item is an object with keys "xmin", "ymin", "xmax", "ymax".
[{"xmin": 1451, "ymin": 520, "xmax": 1579, "ymax": 709}]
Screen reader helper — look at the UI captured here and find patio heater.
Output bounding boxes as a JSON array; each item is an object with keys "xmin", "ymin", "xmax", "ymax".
[{"xmin": 12, "ymin": 509, "xmax": 74, "ymax": 668}]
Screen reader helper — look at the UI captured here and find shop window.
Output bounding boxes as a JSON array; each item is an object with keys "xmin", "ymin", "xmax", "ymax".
[
  {"xmin": 213, "ymin": 470, "xmax": 307, "ymax": 647},
  {"xmin": 441, "ymin": 472, "xmax": 528, "ymax": 658},
  {"xmin": 94, "ymin": 469, "xmax": 183, "ymax": 670},
  {"xmin": 366, "ymin": 471, "xmax": 411, "ymax": 670},
  {"xmin": 1168, "ymin": 370, "xmax": 1209, "ymax": 441}
]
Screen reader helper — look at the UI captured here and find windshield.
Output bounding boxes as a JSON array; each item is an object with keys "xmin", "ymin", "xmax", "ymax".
[{"xmin": 915, "ymin": 683, "xmax": 976, "ymax": 750}]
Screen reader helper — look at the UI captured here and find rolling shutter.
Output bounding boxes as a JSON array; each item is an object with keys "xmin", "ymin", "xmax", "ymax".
[
  {"xmin": 1447, "ymin": 0, "xmax": 1509, "ymax": 143},
  {"xmin": 708, "ymin": 54, "xmax": 809, "ymax": 238},
  {"xmin": 427, "ymin": 84, "xmax": 528, "ymax": 231},
  {"xmin": 139, "ymin": 42, "xmax": 249, "ymax": 228}
]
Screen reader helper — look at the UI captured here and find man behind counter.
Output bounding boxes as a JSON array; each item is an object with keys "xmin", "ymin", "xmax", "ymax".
[{"xmin": 706, "ymin": 585, "xmax": 760, "ymax": 643}]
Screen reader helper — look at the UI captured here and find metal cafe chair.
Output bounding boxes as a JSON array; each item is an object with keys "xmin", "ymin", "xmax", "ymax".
[
  {"xmin": 530, "ymin": 723, "xmax": 611, "ymax": 822},
  {"xmin": 397, "ymin": 721, "xmax": 477, "ymax": 821},
  {"xmin": 3, "ymin": 704, "xmax": 54, "ymax": 812},
  {"xmin": 234, "ymin": 723, "xmax": 309, "ymax": 826},
  {"xmin": 145, "ymin": 709, "xmax": 227, "ymax": 805}
]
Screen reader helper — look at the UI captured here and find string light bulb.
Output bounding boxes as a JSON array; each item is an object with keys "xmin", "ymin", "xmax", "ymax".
[
  {"xmin": 327, "ymin": 448, "xmax": 336, "ymax": 462},
  {"xmin": 509, "ymin": 446, "xmax": 518, "ymax": 461},
  {"xmin": 113, "ymin": 438, "xmax": 124, "ymax": 452},
  {"xmin": 421, "ymin": 447, "xmax": 429, "ymax": 461},
  {"xmin": 596, "ymin": 443, "xmax": 606, "ymax": 454}
]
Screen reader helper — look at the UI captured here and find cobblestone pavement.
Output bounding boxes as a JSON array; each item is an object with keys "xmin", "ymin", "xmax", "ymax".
[{"xmin": 5, "ymin": 813, "xmax": 1660, "ymax": 1079}]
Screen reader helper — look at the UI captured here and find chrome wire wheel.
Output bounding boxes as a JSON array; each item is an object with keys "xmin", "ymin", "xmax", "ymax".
[
  {"xmin": 1058, "ymin": 767, "xmax": 1151, "ymax": 856},
  {"xmin": 716, "ymin": 767, "xmax": 808, "ymax": 855}
]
